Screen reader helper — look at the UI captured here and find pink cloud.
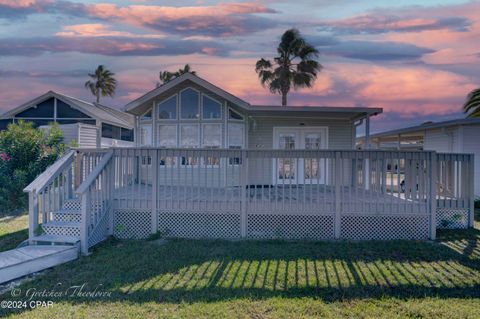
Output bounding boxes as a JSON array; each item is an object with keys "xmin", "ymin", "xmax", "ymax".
[
  {"xmin": 0, "ymin": 0, "xmax": 41, "ymax": 8},
  {"xmin": 56, "ymin": 23, "xmax": 165, "ymax": 38}
]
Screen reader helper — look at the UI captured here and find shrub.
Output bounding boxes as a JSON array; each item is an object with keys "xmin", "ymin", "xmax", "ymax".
[{"xmin": 0, "ymin": 121, "xmax": 67, "ymax": 215}]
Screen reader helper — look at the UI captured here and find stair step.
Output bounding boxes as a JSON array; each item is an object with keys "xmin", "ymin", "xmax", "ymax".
[
  {"xmin": 42, "ymin": 221, "xmax": 80, "ymax": 237},
  {"xmin": 31, "ymin": 234, "xmax": 80, "ymax": 245},
  {"xmin": 62, "ymin": 199, "xmax": 81, "ymax": 210},
  {"xmin": 53, "ymin": 209, "xmax": 81, "ymax": 222}
]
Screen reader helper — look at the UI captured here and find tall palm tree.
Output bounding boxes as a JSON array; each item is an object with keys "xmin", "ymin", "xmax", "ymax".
[
  {"xmin": 84, "ymin": 65, "xmax": 117, "ymax": 103},
  {"xmin": 255, "ymin": 28, "xmax": 322, "ymax": 106},
  {"xmin": 157, "ymin": 64, "xmax": 197, "ymax": 87},
  {"xmin": 463, "ymin": 88, "xmax": 480, "ymax": 117}
]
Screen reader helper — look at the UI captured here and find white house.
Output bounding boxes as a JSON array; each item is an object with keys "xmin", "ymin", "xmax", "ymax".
[
  {"xmin": 357, "ymin": 118, "xmax": 480, "ymax": 196},
  {"xmin": 0, "ymin": 91, "xmax": 135, "ymax": 148}
]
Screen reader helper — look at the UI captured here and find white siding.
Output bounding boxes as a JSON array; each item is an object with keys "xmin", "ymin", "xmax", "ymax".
[
  {"xmin": 101, "ymin": 137, "xmax": 134, "ymax": 148},
  {"xmin": 424, "ymin": 128, "xmax": 459, "ymax": 152}
]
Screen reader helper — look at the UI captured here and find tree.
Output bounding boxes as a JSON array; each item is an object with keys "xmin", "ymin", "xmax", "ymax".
[
  {"xmin": 157, "ymin": 64, "xmax": 197, "ymax": 87},
  {"xmin": 0, "ymin": 121, "xmax": 66, "ymax": 214},
  {"xmin": 85, "ymin": 65, "xmax": 117, "ymax": 103},
  {"xmin": 463, "ymin": 88, "xmax": 480, "ymax": 118},
  {"xmin": 255, "ymin": 28, "xmax": 322, "ymax": 106}
]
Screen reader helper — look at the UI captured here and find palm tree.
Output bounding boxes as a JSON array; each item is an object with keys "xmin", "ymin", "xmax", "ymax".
[
  {"xmin": 157, "ymin": 64, "xmax": 196, "ymax": 87},
  {"xmin": 255, "ymin": 28, "xmax": 322, "ymax": 106},
  {"xmin": 463, "ymin": 88, "xmax": 480, "ymax": 117},
  {"xmin": 84, "ymin": 65, "xmax": 117, "ymax": 103}
]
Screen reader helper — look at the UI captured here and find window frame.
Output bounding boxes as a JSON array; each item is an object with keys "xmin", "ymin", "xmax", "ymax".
[
  {"xmin": 228, "ymin": 107, "xmax": 244, "ymax": 121},
  {"xmin": 201, "ymin": 94, "xmax": 223, "ymax": 120},
  {"xmin": 157, "ymin": 94, "xmax": 178, "ymax": 120},
  {"xmin": 179, "ymin": 87, "xmax": 200, "ymax": 120}
]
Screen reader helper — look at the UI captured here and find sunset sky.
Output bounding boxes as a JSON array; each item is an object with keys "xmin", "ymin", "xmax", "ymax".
[{"xmin": 0, "ymin": 0, "xmax": 479, "ymax": 132}]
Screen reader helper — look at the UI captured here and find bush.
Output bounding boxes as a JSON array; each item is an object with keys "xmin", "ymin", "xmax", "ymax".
[{"xmin": 0, "ymin": 121, "xmax": 67, "ymax": 215}]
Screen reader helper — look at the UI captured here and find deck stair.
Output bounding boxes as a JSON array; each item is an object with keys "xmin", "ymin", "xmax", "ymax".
[{"xmin": 40, "ymin": 198, "xmax": 82, "ymax": 241}]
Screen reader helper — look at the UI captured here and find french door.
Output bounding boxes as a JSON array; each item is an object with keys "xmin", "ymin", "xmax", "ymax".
[{"xmin": 274, "ymin": 127, "xmax": 328, "ymax": 185}]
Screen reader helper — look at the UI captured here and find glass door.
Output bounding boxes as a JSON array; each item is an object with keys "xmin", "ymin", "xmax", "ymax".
[
  {"xmin": 302, "ymin": 131, "xmax": 326, "ymax": 184},
  {"xmin": 276, "ymin": 131, "xmax": 298, "ymax": 184}
]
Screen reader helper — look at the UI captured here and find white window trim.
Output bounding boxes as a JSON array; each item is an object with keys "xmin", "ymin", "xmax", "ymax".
[
  {"xmin": 157, "ymin": 94, "xmax": 178, "ymax": 121},
  {"xmin": 228, "ymin": 107, "xmax": 245, "ymax": 121},
  {"xmin": 201, "ymin": 93, "xmax": 223, "ymax": 120}
]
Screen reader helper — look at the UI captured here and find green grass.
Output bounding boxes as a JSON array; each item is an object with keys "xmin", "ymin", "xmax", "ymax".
[
  {"xmin": 0, "ymin": 214, "xmax": 28, "ymax": 251},
  {"xmin": 0, "ymin": 212, "xmax": 479, "ymax": 318}
]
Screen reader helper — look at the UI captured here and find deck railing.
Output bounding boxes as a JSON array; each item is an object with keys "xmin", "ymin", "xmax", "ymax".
[{"xmin": 25, "ymin": 148, "xmax": 475, "ymax": 251}]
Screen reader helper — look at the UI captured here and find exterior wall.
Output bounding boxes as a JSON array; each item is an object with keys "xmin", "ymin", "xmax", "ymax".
[
  {"xmin": 78, "ymin": 124, "xmax": 99, "ymax": 148},
  {"xmin": 461, "ymin": 125, "xmax": 480, "ymax": 196},
  {"xmin": 247, "ymin": 116, "xmax": 353, "ymax": 185},
  {"xmin": 101, "ymin": 137, "xmax": 134, "ymax": 148}
]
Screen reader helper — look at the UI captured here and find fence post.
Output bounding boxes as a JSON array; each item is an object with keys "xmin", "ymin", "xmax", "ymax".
[
  {"xmin": 430, "ymin": 152, "xmax": 437, "ymax": 240},
  {"xmin": 469, "ymin": 154, "xmax": 475, "ymax": 228},
  {"xmin": 334, "ymin": 151, "xmax": 341, "ymax": 239},
  {"xmin": 75, "ymin": 151, "xmax": 83, "ymax": 189},
  {"xmin": 108, "ymin": 157, "xmax": 115, "ymax": 235},
  {"xmin": 28, "ymin": 192, "xmax": 39, "ymax": 244},
  {"xmin": 80, "ymin": 191, "xmax": 91, "ymax": 255},
  {"xmin": 151, "ymin": 149, "xmax": 158, "ymax": 234},
  {"xmin": 240, "ymin": 150, "xmax": 248, "ymax": 238}
]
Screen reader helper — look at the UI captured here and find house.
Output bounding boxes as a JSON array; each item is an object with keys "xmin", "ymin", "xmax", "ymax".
[
  {"xmin": 357, "ymin": 118, "xmax": 480, "ymax": 196},
  {"xmin": 0, "ymin": 91, "xmax": 135, "ymax": 148},
  {"xmin": 19, "ymin": 73, "xmax": 475, "ymax": 258}
]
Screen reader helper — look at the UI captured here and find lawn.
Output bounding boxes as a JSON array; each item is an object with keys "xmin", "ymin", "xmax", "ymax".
[{"xmin": 0, "ymin": 211, "xmax": 479, "ymax": 319}]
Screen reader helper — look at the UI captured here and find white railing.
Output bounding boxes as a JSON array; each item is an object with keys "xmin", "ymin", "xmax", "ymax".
[
  {"xmin": 76, "ymin": 151, "xmax": 113, "ymax": 254},
  {"xmin": 24, "ymin": 150, "xmax": 76, "ymax": 242}
]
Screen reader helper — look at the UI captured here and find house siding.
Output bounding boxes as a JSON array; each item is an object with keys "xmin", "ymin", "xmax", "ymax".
[{"xmin": 461, "ymin": 125, "xmax": 480, "ymax": 196}]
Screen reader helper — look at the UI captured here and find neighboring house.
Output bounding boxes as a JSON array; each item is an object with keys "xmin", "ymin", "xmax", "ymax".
[
  {"xmin": 357, "ymin": 118, "xmax": 480, "ymax": 196},
  {"xmin": 0, "ymin": 91, "xmax": 135, "ymax": 148}
]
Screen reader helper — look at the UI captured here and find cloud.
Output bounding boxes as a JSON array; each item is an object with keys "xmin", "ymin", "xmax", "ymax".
[
  {"xmin": 307, "ymin": 35, "xmax": 434, "ymax": 62},
  {"xmin": 318, "ymin": 14, "xmax": 471, "ymax": 35},
  {"xmin": 86, "ymin": 2, "xmax": 277, "ymax": 36},
  {"xmin": 56, "ymin": 23, "xmax": 165, "ymax": 38},
  {"xmin": 0, "ymin": 69, "xmax": 87, "ymax": 77},
  {"xmin": 0, "ymin": 36, "xmax": 230, "ymax": 57},
  {"xmin": 0, "ymin": 0, "xmax": 86, "ymax": 19}
]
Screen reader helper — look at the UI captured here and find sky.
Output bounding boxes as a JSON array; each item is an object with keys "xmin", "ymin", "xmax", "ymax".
[{"xmin": 0, "ymin": 0, "xmax": 479, "ymax": 133}]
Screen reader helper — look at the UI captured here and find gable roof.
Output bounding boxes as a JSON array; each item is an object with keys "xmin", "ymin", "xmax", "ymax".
[
  {"xmin": 124, "ymin": 72, "xmax": 251, "ymax": 112},
  {"xmin": 124, "ymin": 73, "xmax": 382, "ymax": 120},
  {"xmin": 363, "ymin": 118, "xmax": 480, "ymax": 139},
  {"xmin": 1, "ymin": 91, "xmax": 134, "ymax": 128}
]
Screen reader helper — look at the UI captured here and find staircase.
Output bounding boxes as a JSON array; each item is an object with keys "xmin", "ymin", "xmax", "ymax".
[{"xmin": 30, "ymin": 198, "xmax": 81, "ymax": 247}]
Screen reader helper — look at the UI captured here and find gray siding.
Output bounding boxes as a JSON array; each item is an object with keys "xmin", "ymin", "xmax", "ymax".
[{"xmin": 78, "ymin": 124, "xmax": 99, "ymax": 148}]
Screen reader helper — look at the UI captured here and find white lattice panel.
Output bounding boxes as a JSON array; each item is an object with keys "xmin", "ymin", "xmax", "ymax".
[
  {"xmin": 247, "ymin": 213, "xmax": 335, "ymax": 239},
  {"xmin": 88, "ymin": 211, "xmax": 110, "ymax": 247},
  {"xmin": 341, "ymin": 214, "xmax": 429, "ymax": 240},
  {"xmin": 53, "ymin": 211, "xmax": 81, "ymax": 223},
  {"xmin": 436, "ymin": 208, "xmax": 469, "ymax": 229},
  {"xmin": 63, "ymin": 199, "xmax": 81, "ymax": 210},
  {"xmin": 113, "ymin": 210, "xmax": 152, "ymax": 239},
  {"xmin": 42, "ymin": 224, "xmax": 80, "ymax": 237},
  {"xmin": 158, "ymin": 211, "xmax": 241, "ymax": 239}
]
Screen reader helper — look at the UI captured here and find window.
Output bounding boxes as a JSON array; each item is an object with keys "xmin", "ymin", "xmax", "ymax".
[
  {"xmin": 203, "ymin": 95, "xmax": 222, "ymax": 119},
  {"xmin": 180, "ymin": 88, "xmax": 199, "ymax": 119},
  {"xmin": 56, "ymin": 99, "xmax": 90, "ymax": 118},
  {"xmin": 228, "ymin": 123, "xmax": 244, "ymax": 164},
  {"xmin": 140, "ymin": 110, "xmax": 152, "ymax": 121},
  {"xmin": 158, "ymin": 125, "xmax": 177, "ymax": 148},
  {"xmin": 139, "ymin": 124, "xmax": 152, "ymax": 146},
  {"xmin": 180, "ymin": 124, "xmax": 199, "ymax": 165},
  {"xmin": 203, "ymin": 124, "xmax": 222, "ymax": 166},
  {"xmin": 229, "ymin": 108, "xmax": 243, "ymax": 120},
  {"xmin": 157, "ymin": 95, "xmax": 177, "ymax": 119},
  {"xmin": 101, "ymin": 123, "xmax": 123, "ymax": 140},
  {"xmin": 121, "ymin": 128, "xmax": 134, "ymax": 142},
  {"xmin": 16, "ymin": 98, "xmax": 54, "ymax": 118}
]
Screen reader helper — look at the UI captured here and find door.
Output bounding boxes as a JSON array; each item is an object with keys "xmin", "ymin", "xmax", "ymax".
[
  {"xmin": 275, "ymin": 130, "xmax": 299, "ymax": 184},
  {"xmin": 274, "ymin": 127, "xmax": 328, "ymax": 185}
]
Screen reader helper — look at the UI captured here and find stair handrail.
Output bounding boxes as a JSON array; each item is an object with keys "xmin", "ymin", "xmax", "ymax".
[
  {"xmin": 24, "ymin": 150, "xmax": 76, "ymax": 194},
  {"xmin": 75, "ymin": 150, "xmax": 113, "ymax": 195}
]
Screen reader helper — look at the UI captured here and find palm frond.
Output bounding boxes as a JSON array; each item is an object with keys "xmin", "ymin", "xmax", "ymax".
[{"xmin": 463, "ymin": 88, "xmax": 480, "ymax": 114}]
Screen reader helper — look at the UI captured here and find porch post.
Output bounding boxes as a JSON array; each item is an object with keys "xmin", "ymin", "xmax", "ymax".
[
  {"xmin": 430, "ymin": 152, "xmax": 437, "ymax": 240},
  {"xmin": 334, "ymin": 151, "xmax": 341, "ymax": 239},
  {"xmin": 468, "ymin": 154, "xmax": 475, "ymax": 228},
  {"xmin": 151, "ymin": 149, "xmax": 158, "ymax": 234},
  {"xmin": 80, "ymin": 191, "xmax": 91, "ymax": 255},
  {"xmin": 364, "ymin": 115, "xmax": 371, "ymax": 190},
  {"xmin": 28, "ymin": 192, "xmax": 39, "ymax": 243},
  {"xmin": 240, "ymin": 150, "xmax": 248, "ymax": 238}
]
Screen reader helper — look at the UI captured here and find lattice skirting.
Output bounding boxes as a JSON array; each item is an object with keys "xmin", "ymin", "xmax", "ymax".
[
  {"xmin": 436, "ymin": 208, "xmax": 469, "ymax": 229},
  {"xmin": 247, "ymin": 213, "xmax": 335, "ymax": 240},
  {"xmin": 88, "ymin": 211, "xmax": 110, "ymax": 247},
  {"xmin": 113, "ymin": 210, "xmax": 152, "ymax": 239},
  {"xmin": 340, "ymin": 214, "xmax": 430, "ymax": 240},
  {"xmin": 158, "ymin": 211, "xmax": 241, "ymax": 239}
]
